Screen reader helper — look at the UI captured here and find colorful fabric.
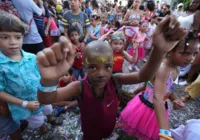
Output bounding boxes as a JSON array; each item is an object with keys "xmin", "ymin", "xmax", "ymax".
[
  {"xmin": 118, "ymin": 26, "xmax": 139, "ymax": 42},
  {"xmin": 128, "ymin": 32, "xmax": 146, "ymax": 61},
  {"xmin": 119, "ymin": 93, "xmax": 169, "ymax": 140},
  {"xmin": 111, "ymin": 31, "xmax": 125, "ymax": 41},
  {"xmin": 0, "ymin": 50, "xmax": 43, "ymax": 122},
  {"xmin": 118, "ymin": 75, "xmax": 174, "ymax": 140},
  {"xmin": 113, "ymin": 51, "xmax": 124, "ymax": 72}
]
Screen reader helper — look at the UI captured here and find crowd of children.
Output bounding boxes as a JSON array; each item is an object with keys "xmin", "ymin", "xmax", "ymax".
[{"xmin": 0, "ymin": 0, "xmax": 200, "ymax": 140}]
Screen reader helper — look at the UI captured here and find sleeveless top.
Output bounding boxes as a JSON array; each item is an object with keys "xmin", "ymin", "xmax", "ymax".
[
  {"xmin": 79, "ymin": 78, "xmax": 118, "ymax": 139},
  {"xmin": 128, "ymin": 13, "xmax": 140, "ymax": 25},
  {"xmin": 178, "ymin": 13, "xmax": 195, "ymax": 31},
  {"xmin": 113, "ymin": 51, "xmax": 124, "ymax": 72},
  {"xmin": 143, "ymin": 76, "xmax": 174, "ymax": 103}
]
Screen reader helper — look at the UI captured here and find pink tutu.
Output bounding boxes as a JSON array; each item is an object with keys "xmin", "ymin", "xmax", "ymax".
[
  {"xmin": 118, "ymin": 93, "xmax": 169, "ymax": 140},
  {"xmin": 128, "ymin": 45, "xmax": 145, "ymax": 62}
]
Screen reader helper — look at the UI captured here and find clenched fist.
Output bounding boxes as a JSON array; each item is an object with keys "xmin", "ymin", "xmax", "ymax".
[{"xmin": 37, "ymin": 36, "xmax": 75, "ymax": 86}]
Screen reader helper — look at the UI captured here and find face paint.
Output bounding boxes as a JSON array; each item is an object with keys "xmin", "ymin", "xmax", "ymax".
[
  {"xmin": 86, "ymin": 58, "xmax": 89, "ymax": 64},
  {"xmin": 95, "ymin": 56, "xmax": 107, "ymax": 63}
]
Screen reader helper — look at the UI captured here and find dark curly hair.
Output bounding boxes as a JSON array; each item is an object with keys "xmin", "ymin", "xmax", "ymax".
[{"xmin": 172, "ymin": 31, "xmax": 199, "ymax": 53}]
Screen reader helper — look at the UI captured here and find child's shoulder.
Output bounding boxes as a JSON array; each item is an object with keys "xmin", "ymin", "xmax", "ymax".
[{"xmin": 22, "ymin": 51, "xmax": 36, "ymax": 60}]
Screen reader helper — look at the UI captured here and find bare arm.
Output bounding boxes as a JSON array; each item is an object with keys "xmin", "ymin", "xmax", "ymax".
[
  {"xmin": 113, "ymin": 47, "xmax": 166, "ymax": 85},
  {"xmin": 45, "ymin": 17, "xmax": 51, "ymax": 35},
  {"xmin": 123, "ymin": 50, "xmax": 137, "ymax": 63},
  {"xmin": 84, "ymin": 27, "xmax": 90, "ymax": 42},
  {"xmin": 38, "ymin": 81, "xmax": 81, "ymax": 104},
  {"xmin": 64, "ymin": 28, "xmax": 70, "ymax": 40},
  {"xmin": 121, "ymin": 11, "xmax": 130, "ymax": 25},
  {"xmin": 0, "ymin": 92, "xmax": 23, "ymax": 106},
  {"xmin": 39, "ymin": 0, "xmax": 45, "ymax": 15},
  {"xmin": 153, "ymin": 65, "xmax": 169, "ymax": 130},
  {"xmin": 192, "ymin": 11, "xmax": 200, "ymax": 32}
]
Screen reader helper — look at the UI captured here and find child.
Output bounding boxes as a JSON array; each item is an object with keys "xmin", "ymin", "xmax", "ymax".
[
  {"xmin": 88, "ymin": 15, "xmax": 101, "ymax": 42},
  {"xmin": 53, "ymin": 69, "xmax": 78, "ymax": 116},
  {"xmin": 0, "ymin": 11, "xmax": 61, "ymax": 139},
  {"xmin": 144, "ymin": 15, "xmax": 157, "ymax": 57},
  {"xmin": 110, "ymin": 31, "xmax": 136, "ymax": 74},
  {"xmin": 68, "ymin": 27, "xmax": 85, "ymax": 80},
  {"xmin": 33, "ymin": 1, "xmax": 52, "ymax": 48},
  {"xmin": 62, "ymin": 0, "xmax": 90, "ymax": 45},
  {"xmin": 118, "ymin": 32, "xmax": 199, "ymax": 140},
  {"xmin": 128, "ymin": 21, "xmax": 148, "ymax": 71},
  {"xmin": 37, "ymin": 16, "xmax": 187, "ymax": 140}
]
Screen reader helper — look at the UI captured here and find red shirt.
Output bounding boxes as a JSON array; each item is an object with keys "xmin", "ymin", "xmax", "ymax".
[
  {"xmin": 59, "ymin": 77, "xmax": 77, "ymax": 87},
  {"xmin": 113, "ymin": 51, "xmax": 124, "ymax": 72},
  {"xmin": 79, "ymin": 78, "xmax": 118, "ymax": 140},
  {"xmin": 73, "ymin": 45, "xmax": 84, "ymax": 69}
]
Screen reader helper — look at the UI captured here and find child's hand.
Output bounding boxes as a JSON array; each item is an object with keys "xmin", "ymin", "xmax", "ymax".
[
  {"xmin": 26, "ymin": 101, "xmax": 40, "ymax": 110},
  {"xmin": 152, "ymin": 16, "xmax": 187, "ymax": 53},
  {"xmin": 173, "ymin": 99, "xmax": 185, "ymax": 110},
  {"xmin": 37, "ymin": 36, "xmax": 75, "ymax": 86},
  {"xmin": 76, "ymin": 52, "xmax": 82, "ymax": 58}
]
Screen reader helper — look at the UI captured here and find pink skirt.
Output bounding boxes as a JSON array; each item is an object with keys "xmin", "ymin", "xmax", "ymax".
[
  {"xmin": 118, "ymin": 93, "xmax": 169, "ymax": 140},
  {"xmin": 144, "ymin": 38, "xmax": 153, "ymax": 50},
  {"xmin": 128, "ymin": 47, "xmax": 145, "ymax": 62}
]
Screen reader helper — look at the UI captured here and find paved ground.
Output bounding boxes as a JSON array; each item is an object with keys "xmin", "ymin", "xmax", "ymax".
[{"xmin": 2, "ymin": 60, "xmax": 200, "ymax": 140}]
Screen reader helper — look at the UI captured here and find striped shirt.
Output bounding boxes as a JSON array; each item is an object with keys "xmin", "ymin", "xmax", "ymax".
[{"xmin": 62, "ymin": 10, "xmax": 90, "ymax": 38}]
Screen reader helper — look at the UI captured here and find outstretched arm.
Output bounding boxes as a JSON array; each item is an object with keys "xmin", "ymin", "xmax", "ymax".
[{"xmin": 38, "ymin": 81, "xmax": 81, "ymax": 104}]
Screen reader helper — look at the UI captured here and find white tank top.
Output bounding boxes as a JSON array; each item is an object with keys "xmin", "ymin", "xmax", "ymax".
[{"xmin": 178, "ymin": 13, "xmax": 195, "ymax": 31}]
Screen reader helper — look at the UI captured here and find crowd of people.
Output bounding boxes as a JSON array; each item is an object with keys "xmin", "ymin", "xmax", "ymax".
[{"xmin": 0, "ymin": 0, "xmax": 200, "ymax": 140}]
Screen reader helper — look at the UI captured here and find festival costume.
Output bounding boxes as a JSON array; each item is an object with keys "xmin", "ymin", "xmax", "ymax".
[
  {"xmin": 128, "ymin": 32, "xmax": 146, "ymax": 62},
  {"xmin": 119, "ymin": 76, "xmax": 174, "ymax": 140}
]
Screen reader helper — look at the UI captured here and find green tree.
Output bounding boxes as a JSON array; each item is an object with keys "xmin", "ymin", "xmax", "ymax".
[{"xmin": 184, "ymin": 0, "xmax": 190, "ymax": 8}]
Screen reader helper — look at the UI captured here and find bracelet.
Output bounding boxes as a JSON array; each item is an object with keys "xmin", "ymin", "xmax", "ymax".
[
  {"xmin": 38, "ymin": 82, "xmax": 58, "ymax": 92},
  {"xmin": 160, "ymin": 129, "xmax": 172, "ymax": 137},
  {"xmin": 159, "ymin": 133, "xmax": 174, "ymax": 140},
  {"xmin": 22, "ymin": 101, "xmax": 28, "ymax": 108}
]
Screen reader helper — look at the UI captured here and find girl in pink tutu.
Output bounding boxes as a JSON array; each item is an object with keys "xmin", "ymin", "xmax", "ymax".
[
  {"xmin": 128, "ymin": 21, "xmax": 148, "ymax": 71},
  {"xmin": 118, "ymin": 32, "xmax": 199, "ymax": 140}
]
